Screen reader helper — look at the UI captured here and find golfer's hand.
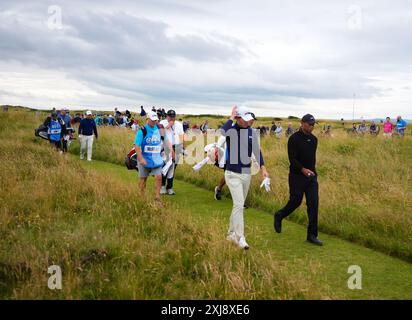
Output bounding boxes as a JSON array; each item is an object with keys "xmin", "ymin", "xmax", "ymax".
[
  {"xmin": 302, "ymin": 168, "xmax": 315, "ymax": 177},
  {"xmin": 261, "ymin": 166, "xmax": 269, "ymax": 179},
  {"xmin": 230, "ymin": 106, "xmax": 238, "ymax": 120},
  {"xmin": 171, "ymin": 150, "xmax": 176, "ymax": 161},
  {"xmin": 139, "ymin": 158, "xmax": 147, "ymax": 166}
]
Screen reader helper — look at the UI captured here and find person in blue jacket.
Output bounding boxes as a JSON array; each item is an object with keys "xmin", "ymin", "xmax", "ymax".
[
  {"xmin": 396, "ymin": 116, "xmax": 407, "ymax": 136},
  {"xmin": 134, "ymin": 111, "xmax": 174, "ymax": 203}
]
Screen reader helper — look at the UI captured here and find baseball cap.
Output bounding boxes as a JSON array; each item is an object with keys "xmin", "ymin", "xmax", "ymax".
[
  {"xmin": 167, "ymin": 109, "xmax": 176, "ymax": 118},
  {"xmin": 85, "ymin": 110, "xmax": 92, "ymax": 116},
  {"xmin": 237, "ymin": 106, "xmax": 256, "ymax": 122},
  {"xmin": 302, "ymin": 114, "xmax": 316, "ymax": 125},
  {"xmin": 147, "ymin": 111, "xmax": 159, "ymax": 121}
]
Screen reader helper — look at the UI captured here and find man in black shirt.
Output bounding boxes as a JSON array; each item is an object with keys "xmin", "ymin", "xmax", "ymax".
[{"xmin": 274, "ymin": 114, "xmax": 323, "ymax": 246}]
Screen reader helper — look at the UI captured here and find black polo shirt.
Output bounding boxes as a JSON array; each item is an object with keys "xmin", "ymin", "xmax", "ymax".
[{"xmin": 288, "ymin": 128, "xmax": 317, "ymax": 175}]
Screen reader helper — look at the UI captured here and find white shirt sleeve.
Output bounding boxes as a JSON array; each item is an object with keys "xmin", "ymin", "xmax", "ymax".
[{"xmin": 174, "ymin": 121, "xmax": 184, "ymax": 145}]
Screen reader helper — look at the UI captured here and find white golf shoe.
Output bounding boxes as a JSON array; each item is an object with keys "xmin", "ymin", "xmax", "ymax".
[{"xmin": 238, "ymin": 237, "xmax": 250, "ymax": 250}]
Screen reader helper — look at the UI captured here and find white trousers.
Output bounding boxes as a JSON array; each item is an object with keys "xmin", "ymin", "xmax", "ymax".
[
  {"xmin": 225, "ymin": 170, "xmax": 251, "ymax": 239},
  {"xmin": 80, "ymin": 135, "xmax": 94, "ymax": 160}
]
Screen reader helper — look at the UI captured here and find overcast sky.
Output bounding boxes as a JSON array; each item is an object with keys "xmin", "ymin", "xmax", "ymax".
[{"xmin": 1, "ymin": 0, "xmax": 412, "ymax": 119}]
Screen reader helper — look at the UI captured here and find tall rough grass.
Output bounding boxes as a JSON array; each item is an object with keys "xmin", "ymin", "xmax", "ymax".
[{"xmin": 0, "ymin": 109, "xmax": 326, "ymax": 299}]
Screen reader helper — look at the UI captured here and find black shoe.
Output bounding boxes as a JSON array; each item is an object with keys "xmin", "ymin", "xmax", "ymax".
[
  {"xmin": 214, "ymin": 186, "xmax": 222, "ymax": 200},
  {"xmin": 274, "ymin": 213, "xmax": 282, "ymax": 233},
  {"xmin": 307, "ymin": 236, "xmax": 323, "ymax": 246}
]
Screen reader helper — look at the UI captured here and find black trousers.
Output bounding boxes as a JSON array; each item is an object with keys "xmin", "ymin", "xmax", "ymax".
[
  {"xmin": 62, "ymin": 140, "xmax": 68, "ymax": 153},
  {"xmin": 162, "ymin": 163, "xmax": 177, "ymax": 189},
  {"xmin": 276, "ymin": 173, "xmax": 319, "ymax": 238}
]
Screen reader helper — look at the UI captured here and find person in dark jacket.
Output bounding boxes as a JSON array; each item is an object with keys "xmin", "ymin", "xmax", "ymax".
[
  {"xmin": 78, "ymin": 110, "xmax": 98, "ymax": 161},
  {"xmin": 58, "ymin": 108, "xmax": 72, "ymax": 153},
  {"xmin": 221, "ymin": 106, "xmax": 269, "ymax": 250},
  {"xmin": 270, "ymin": 122, "xmax": 277, "ymax": 135},
  {"xmin": 274, "ymin": 114, "xmax": 323, "ymax": 246},
  {"xmin": 140, "ymin": 106, "xmax": 147, "ymax": 117}
]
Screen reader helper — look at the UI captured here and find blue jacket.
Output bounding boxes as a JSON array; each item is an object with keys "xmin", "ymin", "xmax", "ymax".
[
  {"xmin": 59, "ymin": 113, "xmax": 71, "ymax": 128},
  {"xmin": 220, "ymin": 119, "xmax": 264, "ymax": 174},
  {"xmin": 79, "ymin": 118, "xmax": 98, "ymax": 137},
  {"xmin": 397, "ymin": 119, "xmax": 407, "ymax": 131}
]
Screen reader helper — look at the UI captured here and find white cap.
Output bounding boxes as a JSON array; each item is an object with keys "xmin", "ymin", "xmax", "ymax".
[
  {"xmin": 85, "ymin": 110, "xmax": 92, "ymax": 116},
  {"xmin": 147, "ymin": 111, "xmax": 159, "ymax": 121},
  {"xmin": 237, "ymin": 106, "xmax": 255, "ymax": 122}
]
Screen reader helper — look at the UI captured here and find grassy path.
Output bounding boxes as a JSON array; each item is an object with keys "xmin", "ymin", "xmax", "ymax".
[{"xmin": 74, "ymin": 156, "xmax": 412, "ymax": 299}]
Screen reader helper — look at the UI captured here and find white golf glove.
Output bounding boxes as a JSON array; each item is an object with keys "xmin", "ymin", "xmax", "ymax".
[{"xmin": 260, "ymin": 177, "xmax": 271, "ymax": 192}]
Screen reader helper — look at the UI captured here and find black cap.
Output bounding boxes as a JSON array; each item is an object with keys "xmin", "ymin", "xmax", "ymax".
[
  {"xmin": 302, "ymin": 114, "xmax": 316, "ymax": 125},
  {"xmin": 167, "ymin": 109, "xmax": 176, "ymax": 118}
]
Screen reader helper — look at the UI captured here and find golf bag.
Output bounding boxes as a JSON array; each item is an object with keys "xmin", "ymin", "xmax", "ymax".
[
  {"xmin": 34, "ymin": 124, "xmax": 49, "ymax": 140},
  {"xmin": 125, "ymin": 148, "xmax": 138, "ymax": 170}
]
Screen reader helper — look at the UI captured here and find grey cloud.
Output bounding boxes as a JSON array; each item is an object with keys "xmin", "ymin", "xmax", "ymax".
[
  {"xmin": 0, "ymin": 9, "xmax": 244, "ymax": 70},
  {"xmin": 1, "ymin": 0, "xmax": 412, "ymax": 117}
]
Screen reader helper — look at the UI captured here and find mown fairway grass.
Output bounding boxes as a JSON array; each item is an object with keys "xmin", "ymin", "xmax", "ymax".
[{"xmin": 1, "ymin": 108, "xmax": 412, "ymax": 299}]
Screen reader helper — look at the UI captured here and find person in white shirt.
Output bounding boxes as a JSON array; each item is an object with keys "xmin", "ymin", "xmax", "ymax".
[
  {"xmin": 159, "ymin": 109, "xmax": 185, "ymax": 195},
  {"xmin": 275, "ymin": 123, "xmax": 283, "ymax": 138}
]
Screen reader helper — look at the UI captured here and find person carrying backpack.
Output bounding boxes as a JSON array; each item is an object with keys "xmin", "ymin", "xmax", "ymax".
[
  {"xmin": 46, "ymin": 112, "xmax": 66, "ymax": 152},
  {"xmin": 134, "ymin": 111, "xmax": 174, "ymax": 203}
]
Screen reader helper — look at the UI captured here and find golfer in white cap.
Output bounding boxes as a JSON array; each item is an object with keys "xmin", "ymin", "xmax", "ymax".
[
  {"xmin": 220, "ymin": 106, "xmax": 269, "ymax": 249},
  {"xmin": 134, "ymin": 111, "xmax": 174, "ymax": 202},
  {"xmin": 78, "ymin": 110, "xmax": 98, "ymax": 161}
]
